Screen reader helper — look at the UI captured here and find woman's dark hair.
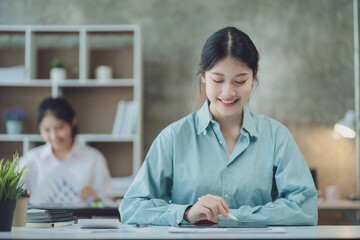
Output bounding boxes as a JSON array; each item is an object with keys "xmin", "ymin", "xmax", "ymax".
[
  {"xmin": 37, "ymin": 97, "xmax": 78, "ymax": 138},
  {"xmin": 198, "ymin": 27, "xmax": 259, "ymax": 80}
]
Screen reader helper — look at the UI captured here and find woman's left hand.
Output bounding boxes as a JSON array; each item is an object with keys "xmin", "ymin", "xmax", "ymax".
[{"xmin": 80, "ymin": 186, "xmax": 98, "ymax": 203}]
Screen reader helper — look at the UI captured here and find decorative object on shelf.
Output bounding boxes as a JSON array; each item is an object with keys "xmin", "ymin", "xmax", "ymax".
[
  {"xmin": 50, "ymin": 57, "xmax": 66, "ymax": 82},
  {"xmin": 96, "ymin": 65, "xmax": 113, "ymax": 82},
  {"xmin": 2, "ymin": 108, "xmax": 26, "ymax": 135},
  {"xmin": 0, "ymin": 152, "xmax": 28, "ymax": 231}
]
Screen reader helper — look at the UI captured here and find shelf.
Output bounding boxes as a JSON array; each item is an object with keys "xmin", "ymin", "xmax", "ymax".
[
  {"xmin": 0, "ymin": 134, "xmax": 42, "ymax": 142},
  {"xmin": 57, "ymin": 79, "xmax": 135, "ymax": 87},
  {"xmin": 77, "ymin": 134, "xmax": 135, "ymax": 142},
  {"xmin": 0, "ymin": 79, "xmax": 134, "ymax": 87},
  {"xmin": 0, "ymin": 25, "xmax": 143, "ymax": 176},
  {"xmin": 0, "ymin": 80, "xmax": 51, "ymax": 87},
  {"xmin": 0, "ymin": 134, "xmax": 135, "ymax": 143}
]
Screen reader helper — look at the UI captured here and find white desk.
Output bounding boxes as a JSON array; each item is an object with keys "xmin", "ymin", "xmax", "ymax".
[
  {"xmin": 1, "ymin": 225, "xmax": 360, "ymax": 239},
  {"xmin": 318, "ymin": 200, "xmax": 360, "ymax": 210}
]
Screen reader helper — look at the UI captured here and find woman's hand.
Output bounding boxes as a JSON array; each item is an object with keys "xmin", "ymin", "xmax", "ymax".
[
  {"xmin": 80, "ymin": 186, "xmax": 98, "ymax": 203},
  {"xmin": 183, "ymin": 194, "xmax": 230, "ymax": 223}
]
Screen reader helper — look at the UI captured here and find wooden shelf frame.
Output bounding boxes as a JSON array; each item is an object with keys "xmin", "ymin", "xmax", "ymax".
[{"xmin": 0, "ymin": 25, "xmax": 143, "ymax": 175}]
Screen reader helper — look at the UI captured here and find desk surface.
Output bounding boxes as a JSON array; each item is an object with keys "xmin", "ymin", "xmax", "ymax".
[
  {"xmin": 1, "ymin": 225, "xmax": 360, "ymax": 240},
  {"xmin": 318, "ymin": 200, "xmax": 360, "ymax": 210}
]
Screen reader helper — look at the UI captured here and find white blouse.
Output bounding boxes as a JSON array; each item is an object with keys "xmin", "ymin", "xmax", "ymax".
[{"xmin": 19, "ymin": 141, "xmax": 113, "ymax": 204}]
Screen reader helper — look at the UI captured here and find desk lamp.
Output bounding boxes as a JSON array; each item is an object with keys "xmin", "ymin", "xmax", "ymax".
[{"xmin": 334, "ymin": 110, "xmax": 356, "ymax": 139}]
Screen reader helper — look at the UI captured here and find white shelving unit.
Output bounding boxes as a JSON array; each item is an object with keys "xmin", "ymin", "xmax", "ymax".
[{"xmin": 0, "ymin": 25, "xmax": 142, "ymax": 177}]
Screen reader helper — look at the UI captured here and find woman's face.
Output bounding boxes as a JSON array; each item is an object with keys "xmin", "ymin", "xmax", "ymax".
[
  {"xmin": 202, "ymin": 56, "xmax": 255, "ymax": 122},
  {"xmin": 39, "ymin": 114, "xmax": 74, "ymax": 152}
]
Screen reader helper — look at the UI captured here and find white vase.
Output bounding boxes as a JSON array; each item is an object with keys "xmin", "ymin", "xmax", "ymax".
[
  {"xmin": 96, "ymin": 65, "xmax": 113, "ymax": 82},
  {"xmin": 6, "ymin": 120, "xmax": 23, "ymax": 134},
  {"xmin": 50, "ymin": 68, "xmax": 66, "ymax": 82}
]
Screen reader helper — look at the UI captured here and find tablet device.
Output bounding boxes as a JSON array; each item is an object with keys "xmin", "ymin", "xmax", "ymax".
[{"xmin": 179, "ymin": 221, "xmax": 267, "ymax": 228}]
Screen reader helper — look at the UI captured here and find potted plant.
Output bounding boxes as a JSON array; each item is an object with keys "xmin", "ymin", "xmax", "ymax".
[
  {"xmin": 2, "ymin": 108, "xmax": 26, "ymax": 134},
  {"xmin": 50, "ymin": 57, "xmax": 66, "ymax": 81},
  {"xmin": 0, "ymin": 152, "xmax": 27, "ymax": 231},
  {"xmin": 12, "ymin": 189, "xmax": 30, "ymax": 227}
]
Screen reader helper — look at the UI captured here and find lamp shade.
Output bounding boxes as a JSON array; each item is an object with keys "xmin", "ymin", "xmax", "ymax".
[{"xmin": 334, "ymin": 110, "xmax": 356, "ymax": 139}]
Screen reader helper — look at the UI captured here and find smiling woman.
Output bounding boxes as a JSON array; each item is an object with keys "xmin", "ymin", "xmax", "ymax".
[
  {"xmin": 19, "ymin": 97, "xmax": 113, "ymax": 205},
  {"xmin": 120, "ymin": 27, "xmax": 318, "ymax": 226}
]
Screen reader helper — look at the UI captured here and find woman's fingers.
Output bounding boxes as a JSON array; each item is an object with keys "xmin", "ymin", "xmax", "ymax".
[
  {"xmin": 80, "ymin": 186, "xmax": 97, "ymax": 202},
  {"xmin": 184, "ymin": 194, "xmax": 231, "ymax": 223},
  {"xmin": 198, "ymin": 194, "xmax": 230, "ymax": 221}
]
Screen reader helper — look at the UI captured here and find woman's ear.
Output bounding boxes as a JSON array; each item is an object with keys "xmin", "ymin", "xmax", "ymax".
[
  {"xmin": 201, "ymin": 74, "xmax": 206, "ymax": 84},
  {"xmin": 72, "ymin": 117, "xmax": 78, "ymax": 127}
]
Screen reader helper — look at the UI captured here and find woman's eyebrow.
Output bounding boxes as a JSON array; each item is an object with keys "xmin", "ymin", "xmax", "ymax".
[{"xmin": 210, "ymin": 72, "xmax": 249, "ymax": 77}]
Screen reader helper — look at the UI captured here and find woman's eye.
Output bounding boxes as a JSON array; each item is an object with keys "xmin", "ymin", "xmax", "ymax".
[
  {"xmin": 212, "ymin": 79, "xmax": 223, "ymax": 83},
  {"xmin": 236, "ymin": 80, "xmax": 247, "ymax": 85},
  {"xmin": 56, "ymin": 125, "xmax": 64, "ymax": 130}
]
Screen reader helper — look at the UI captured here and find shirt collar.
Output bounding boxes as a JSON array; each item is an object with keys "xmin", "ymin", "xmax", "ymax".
[
  {"xmin": 196, "ymin": 100, "xmax": 213, "ymax": 135},
  {"xmin": 39, "ymin": 142, "xmax": 53, "ymax": 161},
  {"xmin": 242, "ymin": 105, "xmax": 259, "ymax": 139},
  {"xmin": 196, "ymin": 100, "xmax": 259, "ymax": 139},
  {"xmin": 39, "ymin": 141, "xmax": 81, "ymax": 161}
]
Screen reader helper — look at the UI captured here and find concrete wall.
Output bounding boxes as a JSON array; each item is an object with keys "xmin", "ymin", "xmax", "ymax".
[{"xmin": 0, "ymin": 0, "xmax": 355, "ymax": 199}]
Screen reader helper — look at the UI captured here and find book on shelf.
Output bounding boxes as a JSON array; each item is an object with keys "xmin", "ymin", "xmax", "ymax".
[
  {"xmin": 112, "ymin": 101, "xmax": 138, "ymax": 136},
  {"xmin": 26, "ymin": 209, "xmax": 76, "ymax": 228}
]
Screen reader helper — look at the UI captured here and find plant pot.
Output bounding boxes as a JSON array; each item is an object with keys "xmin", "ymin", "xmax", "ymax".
[
  {"xmin": 5, "ymin": 120, "xmax": 23, "ymax": 134},
  {"xmin": 12, "ymin": 197, "xmax": 29, "ymax": 227},
  {"xmin": 0, "ymin": 200, "xmax": 16, "ymax": 231},
  {"xmin": 50, "ymin": 67, "xmax": 66, "ymax": 82}
]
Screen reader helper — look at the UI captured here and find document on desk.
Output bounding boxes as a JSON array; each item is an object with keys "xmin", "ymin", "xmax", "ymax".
[
  {"xmin": 168, "ymin": 227, "xmax": 286, "ymax": 234},
  {"xmin": 30, "ymin": 165, "xmax": 81, "ymax": 205}
]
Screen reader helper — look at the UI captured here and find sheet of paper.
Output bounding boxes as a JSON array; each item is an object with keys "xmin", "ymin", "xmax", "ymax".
[
  {"xmin": 30, "ymin": 164, "xmax": 81, "ymax": 205},
  {"xmin": 168, "ymin": 227, "xmax": 287, "ymax": 234}
]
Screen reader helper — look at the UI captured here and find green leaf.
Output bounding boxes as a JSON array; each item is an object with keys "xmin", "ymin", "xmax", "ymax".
[{"xmin": 0, "ymin": 152, "xmax": 28, "ymax": 201}]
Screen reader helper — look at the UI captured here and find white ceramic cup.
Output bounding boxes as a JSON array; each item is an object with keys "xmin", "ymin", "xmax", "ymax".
[{"xmin": 325, "ymin": 185, "xmax": 341, "ymax": 201}]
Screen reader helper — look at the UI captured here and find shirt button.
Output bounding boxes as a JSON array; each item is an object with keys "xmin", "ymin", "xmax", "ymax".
[
  {"xmin": 219, "ymin": 140, "xmax": 223, "ymax": 145},
  {"xmin": 225, "ymin": 166, "xmax": 229, "ymax": 171},
  {"xmin": 225, "ymin": 194, "xmax": 229, "ymax": 198},
  {"xmin": 202, "ymin": 130, "xmax": 207, "ymax": 136}
]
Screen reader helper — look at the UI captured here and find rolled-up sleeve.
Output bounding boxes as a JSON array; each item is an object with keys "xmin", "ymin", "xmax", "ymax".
[{"xmin": 119, "ymin": 127, "xmax": 191, "ymax": 226}]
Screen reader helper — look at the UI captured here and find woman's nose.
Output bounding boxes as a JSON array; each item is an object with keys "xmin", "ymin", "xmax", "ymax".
[
  {"xmin": 223, "ymin": 83, "xmax": 236, "ymax": 97},
  {"xmin": 49, "ymin": 130, "xmax": 57, "ymax": 140}
]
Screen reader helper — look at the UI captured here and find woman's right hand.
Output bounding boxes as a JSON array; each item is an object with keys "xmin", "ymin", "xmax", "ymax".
[{"xmin": 183, "ymin": 194, "xmax": 230, "ymax": 223}]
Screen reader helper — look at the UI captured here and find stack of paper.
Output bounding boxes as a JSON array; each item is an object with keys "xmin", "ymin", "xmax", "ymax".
[
  {"xmin": 0, "ymin": 65, "xmax": 25, "ymax": 82},
  {"xmin": 26, "ymin": 209, "xmax": 77, "ymax": 228}
]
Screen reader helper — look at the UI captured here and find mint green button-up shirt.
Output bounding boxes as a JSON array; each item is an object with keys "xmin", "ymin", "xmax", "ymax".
[{"xmin": 120, "ymin": 101, "xmax": 318, "ymax": 226}]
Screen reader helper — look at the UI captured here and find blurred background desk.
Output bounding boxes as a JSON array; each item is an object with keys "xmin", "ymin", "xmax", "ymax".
[{"xmin": 318, "ymin": 200, "xmax": 360, "ymax": 225}]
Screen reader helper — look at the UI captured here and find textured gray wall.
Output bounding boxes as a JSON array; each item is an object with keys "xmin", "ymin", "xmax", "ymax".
[{"xmin": 0, "ymin": 0, "xmax": 355, "ymax": 198}]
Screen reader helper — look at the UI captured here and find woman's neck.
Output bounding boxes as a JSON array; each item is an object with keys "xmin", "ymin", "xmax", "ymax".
[
  {"xmin": 52, "ymin": 140, "xmax": 74, "ymax": 161},
  {"xmin": 213, "ymin": 109, "xmax": 243, "ymax": 131}
]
